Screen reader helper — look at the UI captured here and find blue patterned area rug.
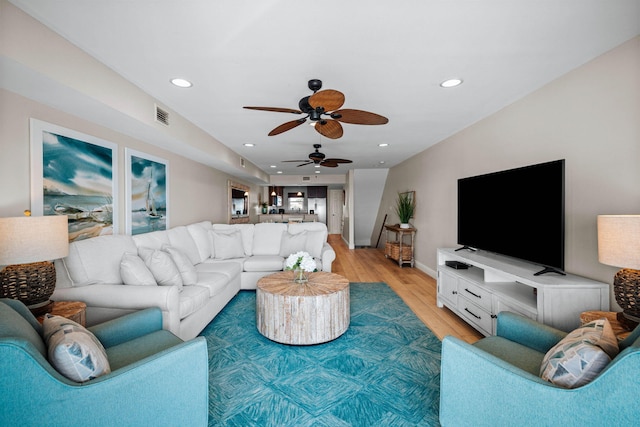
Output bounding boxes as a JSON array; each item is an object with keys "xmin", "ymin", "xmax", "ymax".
[{"xmin": 200, "ymin": 282, "xmax": 442, "ymax": 426}]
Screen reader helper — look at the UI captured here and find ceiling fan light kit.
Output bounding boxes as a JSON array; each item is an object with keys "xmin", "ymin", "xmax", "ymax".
[{"xmin": 244, "ymin": 79, "xmax": 388, "ymax": 139}]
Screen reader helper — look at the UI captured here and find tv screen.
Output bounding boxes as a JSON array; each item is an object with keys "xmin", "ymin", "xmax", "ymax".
[{"xmin": 457, "ymin": 159, "xmax": 565, "ymax": 273}]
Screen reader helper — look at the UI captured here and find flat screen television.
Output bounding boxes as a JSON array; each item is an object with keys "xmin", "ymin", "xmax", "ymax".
[{"xmin": 457, "ymin": 159, "xmax": 565, "ymax": 275}]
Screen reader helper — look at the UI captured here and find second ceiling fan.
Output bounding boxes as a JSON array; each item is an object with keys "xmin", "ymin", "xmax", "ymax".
[
  {"xmin": 283, "ymin": 144, "xmax": 352, "ymax": 168},
  {"xmin": 244, "ymin": 79, "xmax": 388, "ymax": 139}
]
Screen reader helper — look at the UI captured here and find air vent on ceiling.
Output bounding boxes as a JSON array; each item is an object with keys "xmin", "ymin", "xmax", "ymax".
[
  {"xmin": 240, "ymin": 158, "xmax": 245, "ymax": 168},
  {"xmin": 302, "ymin": 177, "xmax": 310, "ymax": 181},
  {"xmin": 155, "ymin": 104, "xmax": 169, "ymax": 126}
]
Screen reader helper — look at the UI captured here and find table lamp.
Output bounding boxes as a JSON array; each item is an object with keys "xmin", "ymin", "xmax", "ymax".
[
  {"xmin": 597, "ymin": 214, "xmax": 640, "ymax": 322},
  {"xmin": 0, "ymin": 214, "xmax": 69, "ymax": 315}
]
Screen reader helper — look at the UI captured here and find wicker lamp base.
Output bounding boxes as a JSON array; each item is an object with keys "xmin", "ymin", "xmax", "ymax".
[
  {"xmin": 613, "ymin": 268, "xmax": 640, "ymax": 323},
  {"xmin": 0, "ymin": 261, "xmax": 57, "ymax": 315}
]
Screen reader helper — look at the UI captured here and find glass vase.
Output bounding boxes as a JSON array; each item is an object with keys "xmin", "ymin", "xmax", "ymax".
[{"xmin": 293, "ymin": 268, "xmax": 308, "ymax": 284}]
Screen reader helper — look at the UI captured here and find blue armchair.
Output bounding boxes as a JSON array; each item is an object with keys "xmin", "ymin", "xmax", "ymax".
[
  {"xmin": 440, "ymin": 312, "xmax": 640, "ymax": 426},
  {"xmin": 0, "ymin": 298, "xmax": 209, "ymax": 426}
]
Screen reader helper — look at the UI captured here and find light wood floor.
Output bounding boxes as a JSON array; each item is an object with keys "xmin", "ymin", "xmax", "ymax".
[{"xmin": 328, "ymin": 235, "xmax": 483, "ymax": 344}]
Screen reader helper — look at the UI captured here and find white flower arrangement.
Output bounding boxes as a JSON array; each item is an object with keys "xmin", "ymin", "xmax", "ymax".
[{"xmin": 285, "ymin": 251, "xmax": 317, "ymax": 273}]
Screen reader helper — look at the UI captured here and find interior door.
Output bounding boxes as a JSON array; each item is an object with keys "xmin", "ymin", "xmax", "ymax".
[{"xmin": 328, "ymin": 189, "xmax": 343, "ymax": 234}]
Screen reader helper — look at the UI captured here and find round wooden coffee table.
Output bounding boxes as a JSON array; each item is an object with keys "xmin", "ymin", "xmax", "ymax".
[{"xmin": 256, "ymin": 271, "xmax": 350, "ymax": 345}]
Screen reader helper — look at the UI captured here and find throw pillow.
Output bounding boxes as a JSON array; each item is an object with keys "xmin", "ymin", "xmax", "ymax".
[
  {"xmin": 162, "ymin": 245, "xmax": 198, "ymax": 286},
  {"xmin": 120, "ymin": 252, "xmax": 157, "ymax": 286},
  {"xmin": 210, "ymin": 230, "xmax": 246, "ymax": 260},
  {"xmin": 138, "ymin": 247, "xmax": 184, "ymax": 290},
  {"xmin": 540, "ymin": 318, "xmax": 619, "ymax": 388},
  {"xmin": 43, "ymin": 314, "xmax": 111, "ymax": 382},
  {"xmin": 305, "ymin": 230, "xmax": 325, "ymax": 259},
  {"xmin": 279, "ymin": 231, "xmax": 308, "ymax": 257}
]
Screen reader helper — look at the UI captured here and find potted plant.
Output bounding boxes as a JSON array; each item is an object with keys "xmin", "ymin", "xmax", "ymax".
[
  {"xmin": 395, "ymin": 192, "xmax": 415, "ymax": 228},
  {"xmin": 261, "ymin": 202, "xmax": 268, "ymax": 214}
]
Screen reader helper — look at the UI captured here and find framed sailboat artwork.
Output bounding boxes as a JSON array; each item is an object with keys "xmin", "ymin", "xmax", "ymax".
[{"xmin": 125, "ymin": 148, "xmax": 169, "ymax": 235}]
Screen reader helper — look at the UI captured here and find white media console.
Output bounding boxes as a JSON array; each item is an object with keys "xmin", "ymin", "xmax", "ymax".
[{"xmin": 436, "ymin": 248, "xmax": 609, "ymax": 335}]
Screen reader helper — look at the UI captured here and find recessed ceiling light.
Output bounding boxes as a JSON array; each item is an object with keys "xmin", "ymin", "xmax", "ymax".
[
  {"xmin": 314, "ymin": 165, "xmax": 321, "ymax": 168},
  {"xmin": 243, "ymin": 143, "xmax": 255, "ymax": 147},
  {"xmin": 378, "ymin": 143, "xmax": 389, "ymax": 147},
  {"xmin": 170, "ymin": 78, "xmax": 192, "ymax": 88},
  {"xmin": 270, "ymin": 165, "xmax": 277, "ymax": 168},
  {"xmin": 440, "ymin": 78, "xmax": 463, "ymax": 88},
  {"xmin": 379, "ymin": 161, "xmax": 385, "ymax": 164},
  {"xmin": 277, "ymin": 171, "xmax": 283, "ymax": 174},
  {"xmin": 315, "ymin": 170, "xmax": 321, "ymax": 173}
]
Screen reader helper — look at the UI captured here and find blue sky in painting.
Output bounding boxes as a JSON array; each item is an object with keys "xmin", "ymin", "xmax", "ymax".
[
  {"xmin": 130, "ymin": 155, "xmax": 167, "ymax": 210},
  {"xmin": 43, "ymin": 131, "xmax": 113, "ymax": 196}
]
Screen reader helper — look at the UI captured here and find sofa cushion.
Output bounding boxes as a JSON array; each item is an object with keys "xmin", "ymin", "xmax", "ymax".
[
  {"xmin": 43, "ymin": 314, "xmax": 111, "ymax": 382},
  {"xmin": 540, "ymin": 318, "xmax": 619, "ymax": 388},
  {"xmin": 212, "ymin": 224, "xmax": 254, "ymax": 256},
  {"xmin": 210, "ymin": 230, "xmax": 246, "ymax": 260},
  {"xmin": 162, "ymin": 245, "xmax": 198, "ymax": 286},
  {"xmin": 252, "ymin": 223, "xmax": 287, "ymax": 256},
  {"xmin": 196, "ymin": 261, "xmax": 242, "ymax": 280},
  {"xmin": 138, "ymin": 247, "xmax": 183, "ymax": 290},
  {"xmin": 279, "ymin": 230, "xmax": 308, "ymax": 257},
  {"xmin": 187, "ymin": 222, "xmax": 213, "ymax": 262},
  {"xmin": 244, "ymin": 255, "xmax": 286, "ymax": 272},
  {"xmin": 120, "ymin": 253, "xmax": 156, "ymax": 286},
  {"xmin": 166, "ymin": 226, "xmax": 202, "ymax": 265},
  {"xmin": 63, "ymin": 235, "xmax": 137, "ymax": 286},
  {"xmin": 195, "ymin": 272, "xmax": 231, "ymax": 297},
  {"xmin": 178, "ymin": 285, "xmax": 210, "ymax": 320},
  {"xmin": 132, "ymin": 230, "xmax": 170, "ymax": 250}
]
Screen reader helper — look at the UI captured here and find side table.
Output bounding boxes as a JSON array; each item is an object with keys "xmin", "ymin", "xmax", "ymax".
[
  {"xmin": 580, "ymin": 310, "xmax": 637, "ymax": 341},
  {"xmin": 384, "ymin": 224, "xmax": 416, "ymax": 267},
  {"xmin": 37, "ymin": 301, "xmax": 87, "ymax": 326}
]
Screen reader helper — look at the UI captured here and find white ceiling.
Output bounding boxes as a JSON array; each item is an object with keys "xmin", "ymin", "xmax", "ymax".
[{"xmin": 7, "ymin": 0, "xmax": 640, "ymax": 179}]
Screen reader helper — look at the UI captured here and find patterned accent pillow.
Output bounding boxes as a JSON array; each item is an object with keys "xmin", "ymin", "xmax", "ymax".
[
  {"xmin": 43, "ymin": 314, "xmax": 111, "ymax": 383},
  {"xmin": 540, "ymin": 318, "xmax": 619, "ymax": 388}
]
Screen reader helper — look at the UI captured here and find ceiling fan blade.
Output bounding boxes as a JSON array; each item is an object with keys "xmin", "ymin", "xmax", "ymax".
[
  {"xmin": 332, "ymin": 109, "xmax": 389, "ymax": 125},
  {"xmin": 243, "ymin": 106, "xmax": 302, "ymax": 114},
  {"xmin": 309, "ymin": 89, "xmax": 345, "ymax": 111},
  {"xmin": 314, "ymin": 120, "xmax": 343, "ymax": 139},
  {"xmin": 268, "ymin": 118, "xmax": 307, "ymax": 136},
  {"xmin": 324, "ymin": 158, "xmax": 353, "ymax": 164},
  {"xmin": 296, "ymin": 162, "xmax": 314, "ymax": 167},
  {"xmin": 282, "ymin": 160, "xmax": 310, "ymax": 163},
  {"xmin": 320, "ymin": 161, "xmax": 339, "ymax": 168}
]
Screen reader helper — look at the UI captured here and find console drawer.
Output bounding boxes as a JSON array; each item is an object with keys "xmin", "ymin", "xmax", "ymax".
[
  {"xmin": 459, "ymin": 299, "xmax": 492, "ymax": 335},
  {"xmin": 458, "ymin": 279, "xmax": 492, "ymax": 311}
]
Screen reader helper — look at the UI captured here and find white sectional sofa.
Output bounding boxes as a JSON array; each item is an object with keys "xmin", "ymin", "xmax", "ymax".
[{"xmin": 52, "ymin": 221, "xmax": 335, "ymax": 340}]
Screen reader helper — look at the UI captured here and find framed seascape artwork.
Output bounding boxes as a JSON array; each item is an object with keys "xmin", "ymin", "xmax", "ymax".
[
  {"xmin": 125, "ymin": 148, "xmax": 169, "ymax": 235},
  {"xmin": 30, "ymin": 119, "xmax": 118, "ymax": 242}
]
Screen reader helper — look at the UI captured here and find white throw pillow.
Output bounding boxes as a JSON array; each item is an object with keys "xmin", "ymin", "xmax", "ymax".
[
  {"xmin": 138, "ymin": 247, "xmax": 183, "ymax": 290},
  {"xmin": 305, "ymin": 230, "xmax": 325, "ymax": 259},
  {"xmin": 120, "ymin": 252, "xmax": 156, "ymax": 286},
  {"xmin": 279, "ymin": 231, "xmax": 308, "ymax": 257},
  {"xmin": 162, "ymin": 245, "xmax": 198, "ymax": 286},
  {"xmin": 43, "ymin": 314, "xmax": 111, "ymax": 383},
  {"xmin": 210, "ymin": 230, "xmax": 246, "ymax": 260}
]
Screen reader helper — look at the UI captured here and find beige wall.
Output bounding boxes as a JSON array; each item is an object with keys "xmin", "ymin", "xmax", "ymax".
[
  {"xmin": 377, "ymin": 36, "xmax": 640, "ymax": 308},
  {"xmin": 0, "ymin": 89, "xmax": 259, "ymax": 229}
]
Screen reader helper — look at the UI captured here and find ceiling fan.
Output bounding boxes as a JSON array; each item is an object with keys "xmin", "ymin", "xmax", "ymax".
[
  {"xmin": 243, "ymin": 79, "xmax": 388, "ymax": 139},
  {"xmin": 283, "ymin": 144, "xmax": 353, "ymax": 168}
]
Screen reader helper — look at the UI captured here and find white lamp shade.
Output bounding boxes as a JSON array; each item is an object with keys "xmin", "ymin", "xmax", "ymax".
[
  {"xmin": 597, "ymin": 215, "xmax": 640, "ymax": 269},
  {"xmin": 0, "ymin": 215, "xmax": 69, "ymax": 265}
]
